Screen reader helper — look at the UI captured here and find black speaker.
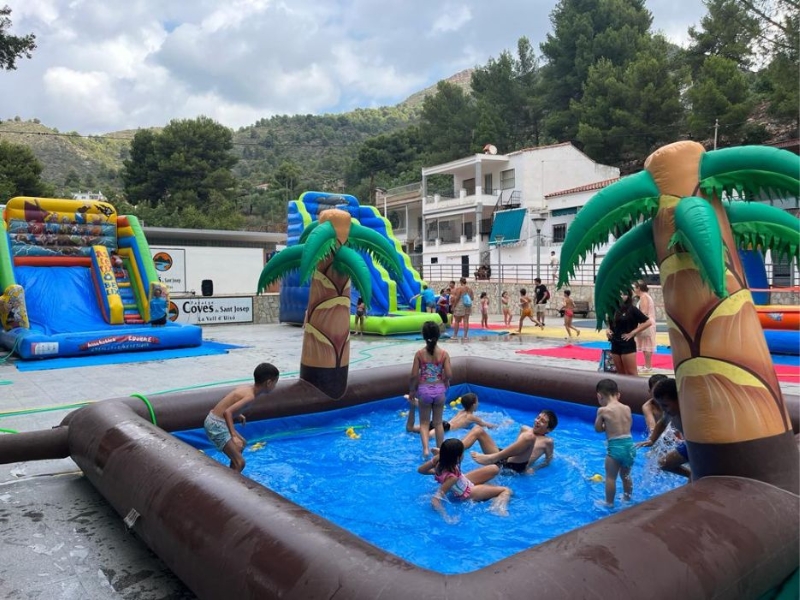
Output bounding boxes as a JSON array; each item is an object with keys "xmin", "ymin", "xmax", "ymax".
[{"xmin": 201, "ymin": 279, "xmax": 213, "ymax": 297}]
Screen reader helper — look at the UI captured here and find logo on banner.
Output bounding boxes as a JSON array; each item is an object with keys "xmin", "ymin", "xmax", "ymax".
[{"xmin": 153, "ymin": 252, "xmax": 173, "ymax": 272}]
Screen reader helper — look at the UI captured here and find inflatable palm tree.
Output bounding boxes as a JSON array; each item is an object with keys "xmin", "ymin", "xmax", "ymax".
[
  {"xmin": 258, "ymin": 208, "xmax": 403, "ymax": 399},
  {"xmin": 559, "ymin": 141, "xmax": 800, "ymax": 492}
]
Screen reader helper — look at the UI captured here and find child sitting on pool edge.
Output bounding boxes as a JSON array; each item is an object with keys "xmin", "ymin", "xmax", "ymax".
[
  {"xmin": 594, "ymin": 379, "xmax": 635, "ymax": 506},
  {"xmin": 418, "ymin": 438, "xmax": 512, "ymax": 522},
  {"xmin": 203, "ymin": 363, "xmax": 280, "ymax": 473},
  {"xmin": 404, "ymin": 392, "xmax": 498, "ymax": 435}
]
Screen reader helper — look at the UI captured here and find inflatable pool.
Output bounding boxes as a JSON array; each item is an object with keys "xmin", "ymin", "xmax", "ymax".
[{"xmin": 757, "ymin": 305, "xmax": 800, "ymax": 330}]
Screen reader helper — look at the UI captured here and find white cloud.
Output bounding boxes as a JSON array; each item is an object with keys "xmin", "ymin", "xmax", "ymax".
[{"xmin": 2, "ymin": 0, "xmax": 709, "ymax": 133}]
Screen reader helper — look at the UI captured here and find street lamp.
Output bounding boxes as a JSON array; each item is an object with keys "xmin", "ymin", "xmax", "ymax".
[
  {"xmin": 531, "ymin": 211, "xmax": 547, "ymax": 280},
  {"xmin": 495, "ymin": 234, "xmax": 505, "ymax": 313}
]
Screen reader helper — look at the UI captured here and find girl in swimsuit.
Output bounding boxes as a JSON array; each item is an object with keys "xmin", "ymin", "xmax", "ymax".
[
  {"xmin": 408, "ymin": 321, "xmax": 451, "ymax": 456},
  {"xmin": 562, "ymin": 290, "xmax": 580, "ymax": 339},
  {"xmin": 418, "ymin": 438, "xmax": 512, "ymax": 522}
]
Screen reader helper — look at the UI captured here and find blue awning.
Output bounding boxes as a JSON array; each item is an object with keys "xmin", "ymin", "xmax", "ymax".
[{"xmin": 489, "ymin": 208, "xmax": 527, "ymax": 245}]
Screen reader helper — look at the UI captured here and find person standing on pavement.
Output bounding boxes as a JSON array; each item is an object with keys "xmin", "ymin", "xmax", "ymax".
[
  {"xmin": 533, "ymin": 278, "xmax": 549, "ymax": 328},
  {"xmin": 633, "ymin": 280, "xmax": 657, "ymax": 373}
]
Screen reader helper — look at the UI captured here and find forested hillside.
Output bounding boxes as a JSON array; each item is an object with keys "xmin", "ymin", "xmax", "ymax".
[{"xmin": 1, "ymin": 0, "xmax": 796, "ymax": 232}]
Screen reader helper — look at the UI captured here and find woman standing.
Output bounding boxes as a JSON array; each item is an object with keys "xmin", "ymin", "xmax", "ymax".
[
  {"xmin": 633, "ymin": 280, "xmax": 657, "ymax": 373},
  {"xmin": 449, "ymin": 277, "xmax": 474, "ymax": 339},
  {"xmin": 606, "ymin": 289, "xmax": 654, "ymax": 375}
]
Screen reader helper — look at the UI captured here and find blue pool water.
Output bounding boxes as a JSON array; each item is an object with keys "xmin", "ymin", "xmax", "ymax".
[{"xmin": 175, "ymin": 384, "xmax": 684, "ymax": 574}]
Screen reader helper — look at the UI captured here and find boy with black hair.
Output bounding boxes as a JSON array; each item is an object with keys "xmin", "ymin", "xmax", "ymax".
[
  {"xmin": 595, "ymin": 378, "xmax": 635, "ymax": 506},
  {"xmin": 637, "ymin": 378, "xmax": 691, "ymax": 478}
]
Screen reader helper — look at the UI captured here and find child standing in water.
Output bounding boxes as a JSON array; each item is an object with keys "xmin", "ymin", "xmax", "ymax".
[
  {"xmin": 501, "ymin": 291, "xmax": 512, "ymax": 327},
  {"xmin": 594, "ymin": 379, "xmax": 635, "ymax": 506},
  {"xmin": 418, "ymin": 438, "xmax": 512, "ymax": 522},
  {"xmin": 561, "ymin": 290, "xmax": 581, "ymax": 339},
  {"xmin": 479, "ymin": 292, "xmax": 489, "ymax": 329},
  {"xmin": 354, "ymin": 297, "xmax": 366, "ymax": 335},
  {"xmin": 408, "ymin": 321, "xmax": 452, "ymax": 456}
]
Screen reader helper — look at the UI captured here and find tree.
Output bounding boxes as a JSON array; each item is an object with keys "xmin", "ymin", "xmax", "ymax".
[
  {"xmin": 559, "ymin": 141, "xmax": 800, "ymax": 492},
  {"xmin": 686, "ymin": 56, "xmax": 754, "ymax": 145},
  {"xmin": 686, "ymin": 0, "xmax": 760, "ymax": 75},
  {"xmin": 0, "ymin": 6, "xmax": 35, "ymax": 70},
  {"xmin": 0, "ymin": 140, "xmax": 53, "ymax": 201},
  {"xmin": 539, "ymin": 0, "xmax": 653, "ymax": 142},
  {"xmin": 257, "ymin": 208, "xmax": 403, "ymax": 398},
  {"xmin": 419, "ymin": 81, "xmax": 477, "ymax": 163},
  {"xmin": 122, "ymin": 117, "xmax": 242, "ymax": 229}
]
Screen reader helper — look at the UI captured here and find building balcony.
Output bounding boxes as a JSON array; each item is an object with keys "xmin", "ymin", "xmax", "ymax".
[{"xmin": 424, "ymin": 191, "xmax": 499, "ymax": 215}]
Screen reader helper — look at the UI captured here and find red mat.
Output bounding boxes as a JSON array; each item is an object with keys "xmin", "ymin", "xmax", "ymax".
[{"xmin": 517, "ymin": 345, "xmax": 800, "ymax": 383}]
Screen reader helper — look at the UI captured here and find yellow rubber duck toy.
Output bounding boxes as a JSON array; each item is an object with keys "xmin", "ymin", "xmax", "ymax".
[
  {"xmin": 588, "ymin": 474, "xmax": 604, "ymax": 482},
  {"xmin": 250, "ymin": 442, "xmax": 266, "ymax": 451},
  {"xmin": 449, "ymin": 396, "xmax": 462, "ymax": 408},
  {"xmin": 345, "ymin": 426, "xmax": 360, "ymax": 439}
]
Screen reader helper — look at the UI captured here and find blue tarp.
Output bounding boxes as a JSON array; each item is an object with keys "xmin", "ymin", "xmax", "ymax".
[{"xmin": 489, "ymin": 208, "xmax": 527, "ymax": 245}]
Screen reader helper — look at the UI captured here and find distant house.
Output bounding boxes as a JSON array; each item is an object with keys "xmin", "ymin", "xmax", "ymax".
[
  {"xmin": 383, "ymin": 142, "xmax": 620, "ymax": 282},
  {"xmin": 72, "ymin": 190, "xmax": 107, "ymax": 201}
]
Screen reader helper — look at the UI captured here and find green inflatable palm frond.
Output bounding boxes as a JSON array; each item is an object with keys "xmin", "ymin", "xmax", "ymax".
[
  {"xmin": 699, "ymin": 146, "xmax": 800, "ymax": 202},
  {"xmin": 332, "ymin": 246, "xmax": 373, "ymax": 308},
  {"xmin": 347, "ymin": 223, "xmax": 404, "ymax": 278},
  {"xmin": 593, "ymin": 221, "xmax": 657, "ymax": 329},
  {"xmin": 725, "ymin": 201, "xmax": 800, "ymax": 264},
  {"xmin": 300, "ymin": 221, "xmax": 337, "ymax": 284},
  {"xmin": 257, "ymin": 245, "xmax": 304, "ymax": 293},
  {"xmin": 670, "ymin": 197, "xmax": 728, "ymax": 299},
  {"xmin": 559, "ymin": 171, "xmax": 660, "ymax": 288},
  {"xmin": 298, "ymin": 220, "xmax": 321, "ymax": 244}
]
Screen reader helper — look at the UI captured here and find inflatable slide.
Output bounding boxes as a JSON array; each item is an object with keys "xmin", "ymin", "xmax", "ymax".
[
  {"xmin": 279, "ymin": 191, "xmax": 433, "ymax": 335},
  {"xmin": 740, "ymin": 248, "xmax": 799, "ymax": 355},
  {"xmin": 0, "ymin": 197, "xmax": 201, "ymax": 359}
]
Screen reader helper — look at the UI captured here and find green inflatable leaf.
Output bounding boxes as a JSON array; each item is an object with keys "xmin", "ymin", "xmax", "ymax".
[
  {"xmin": 672, "ymin": 197, "xmax": 728, "ymax": 299},
  {"xmin": 559, "ymin": 171, "xmax": 660, "ymax": 288},
  {"xmin": 347, "ymin": 223, "xmax": 404, "ymax": 278},
  {"xmin": 257, "ymin": 245, "xmax": 304, "ymax": 293},
  {"xmin": 332, "ymin": 246, "xmax": 373, "ymax": 308},
  {"xmin": 699, "ymin": 146, "xmax": 800, "ymax": 201},
  {"xmin": 725, "ymin": 201, "xmax": 800, "ymax": 264},
  {"xmin": 299, "ymin": 221, "xmax": 337, "ymax": 285},
  {"xmin": 593, "ymin": 222, "xmax": 658, "ymax": 329},
  {"xmin": 298, "ymin": 221, "xmax": 321, "ymax": 244}
]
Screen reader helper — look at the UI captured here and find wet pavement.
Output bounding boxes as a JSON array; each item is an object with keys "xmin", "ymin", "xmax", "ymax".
[{"xmin": 0, "ymin": 319, "xmax": 795, "ymax": 598}]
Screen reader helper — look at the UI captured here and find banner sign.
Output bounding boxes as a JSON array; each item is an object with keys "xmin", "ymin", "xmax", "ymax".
[
  {"xmin": 169, "ymin": 296, "xmax": 254, "ymax": 325},
  {"xmin": 151, "ymin": 247, "xmax": 186, "ymax": 293}
]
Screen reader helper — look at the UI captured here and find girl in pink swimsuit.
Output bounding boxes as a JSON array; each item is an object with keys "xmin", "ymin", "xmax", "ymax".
[
  {"xmin": 418, "ymin": 438, "xmax": 512, "ymax": 522},
  {"xmin": 409, "ymin": 321, "xmax": 451, "ymax": 457}
]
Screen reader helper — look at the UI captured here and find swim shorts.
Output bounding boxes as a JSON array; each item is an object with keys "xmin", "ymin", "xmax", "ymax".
[
  {"xmin": 676, "ymin": 441, "xmax": 688, "ymax": 460},
  {"xmin": 417, "ymin": 383, "xmax": 447, "ymax": 405},
  {"xmin": 204, "ymin": 412, "xmax": 232, "ymax": 451},
  {"xmin": 499, "ymin": 459, "xmax": 528, "ymax": 474},
  {"xmin": 428, "ymin": 420, "xmax": 451, "ymax": 432},
  {"xmin": 521, "ymin": 307, "xmax": 533, "ymax": 318},
  {"xmin": 607, "ymin": 436, "xmax": 636, "ymax": 468}
]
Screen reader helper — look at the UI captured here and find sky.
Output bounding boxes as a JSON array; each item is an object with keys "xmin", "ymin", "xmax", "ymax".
[{"xmin": 3, "ymin": 0, "xmax": 708, "ymax": 135}]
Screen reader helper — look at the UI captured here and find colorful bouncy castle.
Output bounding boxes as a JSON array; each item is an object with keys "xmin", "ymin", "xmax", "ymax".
[{"xmin": 0, "ymin": 197, "xmax": 201, "ymax": 359}]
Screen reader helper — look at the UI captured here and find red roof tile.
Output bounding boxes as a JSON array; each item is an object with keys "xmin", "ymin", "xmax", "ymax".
[{"xmin": 545, "ymin": 177, "xmax": 620, "ymax": 198}]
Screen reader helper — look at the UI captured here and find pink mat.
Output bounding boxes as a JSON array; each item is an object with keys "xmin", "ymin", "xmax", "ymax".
[{"xmin": 517, "ymin": 345, "xmax": 800, "ymax": 383}]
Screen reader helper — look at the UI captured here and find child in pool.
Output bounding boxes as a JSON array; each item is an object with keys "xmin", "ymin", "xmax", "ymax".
[
  {"xmin": 204, "ymin": 363, "xmax": 279, "ymax": 472},
  {"xmin": 501, "ymin": 290, "xmax": 512, "ymax": 327},
  {"xmin": 404, "ymin": 392, "xmax": 497, "ymax": 434},
  {"xmin": 479, "ymin": 292, "xmax": 489, "ymax": 329},
  {"xmin": 594, "ymin": 378, "xmax": 635, "ymax": 506},
  {"xmin": 408, "ymin": 321, "xmax": 452, "ymax": 456},
  {"xmin": 418, "ymin": 438, "xmax": 512, "ymax": 522},
  {"xmin": 641, "ymin": 373, "xmax": 669, "ymax": 433}
]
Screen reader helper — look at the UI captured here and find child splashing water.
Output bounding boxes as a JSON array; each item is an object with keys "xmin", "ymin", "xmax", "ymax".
[
  {"xmin": 408, "ymin": 321, "xmax": 451, "ymax": 456},
  {"xmin": 418, "ymin": 438, "xmax": 512, "ymax": 522}
]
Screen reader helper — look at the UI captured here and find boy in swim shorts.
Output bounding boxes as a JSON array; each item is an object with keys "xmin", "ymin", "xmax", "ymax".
[
  {"xmin": 204, "ymin": 362, "xmax": 279, "ymax": 472},
  {"xmin": 594, "ymin": 379, "xmax": 635, "ymax": 506}
]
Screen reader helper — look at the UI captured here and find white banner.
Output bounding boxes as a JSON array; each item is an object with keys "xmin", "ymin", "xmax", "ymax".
[
  {"xmin": 151, "ymin": 247, "xmax": 186, "ymax": 293},
  {"xmin": 169, "ymin": 296, "xmax": 253, "ymax": 325}
]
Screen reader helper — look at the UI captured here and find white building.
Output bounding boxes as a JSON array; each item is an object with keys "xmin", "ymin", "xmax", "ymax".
[
  {"xmin": 384, "ymin": 142, "xmax": 619, "ymax": 283},
  {"xmin": 72, "ymin": 190, "xmax": 107, "ymax": 201}
]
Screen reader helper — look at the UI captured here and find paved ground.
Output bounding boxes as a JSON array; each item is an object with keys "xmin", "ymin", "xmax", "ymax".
[{"xmin": 0, "ymin": 318, "xmax": 795, "ymax": 599}]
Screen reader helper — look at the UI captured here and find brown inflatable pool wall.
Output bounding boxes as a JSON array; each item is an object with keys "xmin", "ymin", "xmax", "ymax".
[{"xmin": 59, "ymin": 358, "xmax": 798, "ymax": 600}]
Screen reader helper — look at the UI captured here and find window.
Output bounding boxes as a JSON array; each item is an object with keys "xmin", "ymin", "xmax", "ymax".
[
  {"xmin": 501, "ymin": 169, "xmax": 515, "ymax": 190},
  {"xmin": 462, "ymin": 178, "xmax": 476, "ymax": 196},
  {"xmin": 484, "ymin": 173, "xmax": 493, "ymax": 195},
  {"xmin": 430, "ymin": 257, "xmax": 438, "ymax": 264},
  {"xmin": 552, "ymin": 224, "xmax": 567, "ymax": 244}
]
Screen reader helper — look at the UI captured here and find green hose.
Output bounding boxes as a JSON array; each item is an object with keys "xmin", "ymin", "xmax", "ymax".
[{"xmin": 130, "ymin": 393, "xmax": 157, "ymax": 425}]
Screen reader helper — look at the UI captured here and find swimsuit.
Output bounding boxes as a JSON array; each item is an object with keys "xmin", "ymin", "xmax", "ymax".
[
  {"xmin": 676, "ymin": 441, "xmax": 689, "ymax": 460},
  {"xmin": 607, "ymin": 435, "xmax": 636, "ymax": 468},
  {"xmin": 499, "ymin": 459, "xmax": 528, "ymax": 473},
  {"xmin": 565, "ymin": 309, "xmax": 574, "ymax": 317},
  {"xmin": 428, "ymin": 421, "xmax": 451, "ymax": 432},
  {"xmin": 416, "ymin": 352, "xmax": 447, "ymax": 405},
  {"xmin": 435, "ymin": 469, "xmax": 474, "ymax": 500},
  {"xmin": 521, "ymin": 306, "xmax": 533, "ymax": 318},
  {"xmin": 204, "ymin": 412, "xmax": 232, "ymax": 451}
]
